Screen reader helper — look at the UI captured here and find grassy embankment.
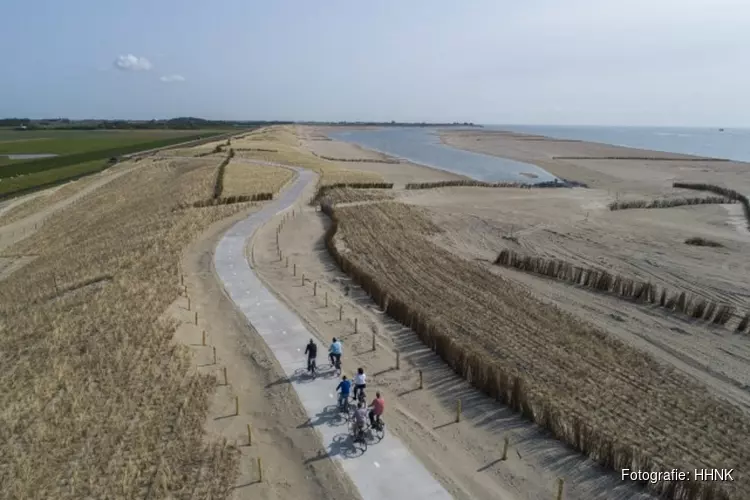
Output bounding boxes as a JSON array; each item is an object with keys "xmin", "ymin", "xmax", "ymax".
[{"xmin": 0, "ymin": 155, "xmax": 258, "ymax": 498}]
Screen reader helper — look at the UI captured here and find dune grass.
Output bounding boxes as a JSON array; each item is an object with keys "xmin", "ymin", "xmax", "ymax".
[
  {"xmin": 233, "ymin": 126, "xmax": 384, "ymax": 185},
  {"xmin": 221, "ymin": 159, "xmax": 294, "ymax": 199},
  {"xmin": 0, "ymin": 157, "xmax": 247, "ymax": 498},
  {"xmin": 320, "ymin": 201, "xmax": 750, "ymax": 500}
]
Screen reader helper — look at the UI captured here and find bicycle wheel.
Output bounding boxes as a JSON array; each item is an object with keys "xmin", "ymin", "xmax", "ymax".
[{"xmin": 373, "ymin": 422, "xmax": 385, "ymax": 441}]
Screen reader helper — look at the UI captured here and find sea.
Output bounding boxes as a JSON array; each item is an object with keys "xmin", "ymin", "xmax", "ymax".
[
  {"xmin": 327, "ymin": 125, "xmax": 750, "ymax": 183},
  {"xmin": 491, "ymin": 125, "xmax": 750, "ymax": 163}
]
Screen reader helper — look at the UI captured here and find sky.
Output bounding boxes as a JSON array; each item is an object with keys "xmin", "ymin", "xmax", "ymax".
[{"xmin": 1, "ymin": 0, "xmax": 749, "ymax": 126}]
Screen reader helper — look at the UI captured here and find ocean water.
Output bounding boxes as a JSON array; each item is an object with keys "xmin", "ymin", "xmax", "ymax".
[
  {"xmin": 491, "ymin": 125, "xmax": 750, "ymax": 162},
  {"xmin": 327, "ymin": 127, "xmax": 557, "ymax": 183}
]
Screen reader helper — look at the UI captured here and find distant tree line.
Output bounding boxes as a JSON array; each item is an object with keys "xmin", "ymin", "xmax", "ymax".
[{"xmin": 1, "ymin": 117, "xmax": 481, "ymax": 130}]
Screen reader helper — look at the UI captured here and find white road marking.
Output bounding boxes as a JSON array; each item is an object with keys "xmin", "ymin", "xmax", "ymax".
[{"xmin": 374, "ymin": 462, "xmax": 381, "ymax": 468}]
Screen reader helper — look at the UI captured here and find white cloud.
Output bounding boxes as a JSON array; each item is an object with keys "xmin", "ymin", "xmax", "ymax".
[
  {"xmin": 114, "ymin": 54, "xmax": 152, "ymax": 71},
  {"xmin": 160, "ymin": 74, "xmax": 185, "ymax": 83}
]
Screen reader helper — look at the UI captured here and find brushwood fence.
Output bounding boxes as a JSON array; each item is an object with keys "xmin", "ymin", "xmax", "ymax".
[
  {"xmin": 404, "ymin": 179, "xmax": 587, "ymax": 190},
  {"xmin": 312, "ymin": 182, "xmax": 394, "ymax": 204},
  {"xmin": 313, "ymin": 153, "xmax": 400, "ymax": 164},
  {"xmin": 212, "ymin": 150, "xmax": 234, "ymax": 199},
  {"xmin": 319, "ymin": 202, "xmax": 741, "ymax": 500},
  {"xmin": 493, "ymin": 249, "xmax": 746, "ymax": 332},
  {"xmin": 609, "ymin": 196, "xmax": 734, "ymax": 211},
  {"xmin": 673, "ymin": 182, "xmax": 750, "ymax": 230},
  {"xmin": 176, "ymin": 193, "xmax": 272, "ymax": 210}
]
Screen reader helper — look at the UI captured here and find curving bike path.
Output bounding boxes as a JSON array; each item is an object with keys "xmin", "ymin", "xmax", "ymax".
[{"xmin": 214, "ymin": 168, "xmax": 453, "ymax": 500}]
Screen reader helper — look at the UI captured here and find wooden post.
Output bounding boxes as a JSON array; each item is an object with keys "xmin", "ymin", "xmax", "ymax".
[
  {"xmin": 235, "ymin": 396, "xmax": 239, "ymax": 416},
  {"xmin": 556, "ymin": 478, "xmax": 564, "ymax": 500},
  {"xmin": 314, "ymin": 282, "xmax": 317, "ymax": 296},
  {"xmin": 325, "ymin": 292, "xmax": 328, "ymax": 307},
  {"xmin": 502, "ymin": 436, "xmax": 509, "ymax": 461},
  {"xmin": 257, "ymin": 457, "xmax": 263, "ymax": 482},
  {"xmin": 181, "ymin": 274, "xmax": 184, "ymax": 285},
  {"xmin": 456, "ymin": 399, "xmax": 462, "ymax": 423},
  {"xmin": 301, "ymin": 273, "xmax": 305, "ymax": 286},
  {"xmin": 396, "ymin": 351, "xmax": 400, "ymax": 370},
  {"xmin": 371, "ymin": 332, "xmax": 375, "ymax": 351},
  {"xmin": 293, "ymin": 263, "xmax": 296, "ymax": 276},
  {"xmin": 247, "ymin": 424, "xmax": 253, "ymax": 446},
  {"xmin": 213, "ymin": 346, "xmax": 217, "ymax": 365},
  {"xmin": 339, "ymin": 305, "xmax": 343, "ymax": 320},
  {"xmin": 194, "ymin": 311, "xmax": 198, "ymax": 325},
  {"xmin": 202, "ymin": 330, "xmax": 206, "ymax": 346},
  {"xmin": 52, "ymin": 274, "xmax": 59, "ymax": 295},
  {"xmin": 223, "ymin": 366, "xmax": 228, "ymax": 385},
  {"xmin": 285, "ymin": 256, "xmax": 289, "ymax": 268},
  {"xmin": 355, "ymin": 318, "xmax": 358, "ymax": 333},
  {"xmin": 187, "ymin": 296, "xmax": 191, "ymax": 310},
  {"xmin": 419, "ymin": 370, "xmax": 423, "ymax": 389},
  {"xmin": 279, "ymin": 250, "xmax": 283, "ymax": 261}
]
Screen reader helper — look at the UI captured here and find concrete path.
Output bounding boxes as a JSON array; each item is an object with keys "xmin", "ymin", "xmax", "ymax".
[{"xmin": 214, "ymin": 168, "xmax": 454, "ymax": 500}]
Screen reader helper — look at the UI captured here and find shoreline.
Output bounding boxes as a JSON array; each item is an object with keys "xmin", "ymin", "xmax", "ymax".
[
  {"xmin": 322, "ymin": 127, "xmax": 557, "ymax": 184},
  {"xmin": 438, "ymin": 128, "xmax": 750, "ymax": 195}
]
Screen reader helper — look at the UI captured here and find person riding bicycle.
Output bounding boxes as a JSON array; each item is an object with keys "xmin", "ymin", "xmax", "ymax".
[
  {"xmin": 329, "ymin": 337, "xmax": 342, "ymax": 369},
  {"xmin": 352, "ymin": 367, "xmax": 367, "ymax": 401},
  {"xmin": 352, "ymin": 401, "xmax": 368, "ymax": 436},
  {"xmin": 368, "ymin": 391, "xmax": 385, "ymax": 428},
  {"xmin": 304, "ymin": 339, "xmax": 317, "ymax": 372},
  {"xmin": 336, "ymin": 375, "xmax": 351, "ymax": 409}
]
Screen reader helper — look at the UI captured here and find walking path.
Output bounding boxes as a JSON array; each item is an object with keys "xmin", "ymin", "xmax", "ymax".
[{"xmin": 214, "ymin": 168, "xmax": 454, "ymax": 500}]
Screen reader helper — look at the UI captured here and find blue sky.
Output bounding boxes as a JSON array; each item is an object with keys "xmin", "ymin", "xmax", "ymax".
[{"xmin": 1, "ymin": 0, "xmax": 749, "ymax": 126}]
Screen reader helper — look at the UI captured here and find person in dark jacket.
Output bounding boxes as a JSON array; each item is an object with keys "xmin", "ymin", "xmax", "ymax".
[{"xmin": 304, "ymin": 339, "xmax": 317, "ymax": 373}]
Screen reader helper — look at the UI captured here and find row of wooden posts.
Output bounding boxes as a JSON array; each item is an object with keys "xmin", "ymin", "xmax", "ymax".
[
  {"xmin": 180, "ymin": 206, "xmax": 567, "ymax": 497},
  {"xmin": 276, "ymin": 205, "xmax": 569, "ymax": 499},
  {"xmin": 180, "ymin": 272, "xmax": 264, "ymax": 484}
]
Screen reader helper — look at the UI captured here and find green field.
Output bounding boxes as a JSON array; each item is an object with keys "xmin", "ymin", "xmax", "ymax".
[
  {"xmin": 0, "ymin": 129, "xmax": 226, "ymax": 198},
  {"xmin": 0, "ymin": 160, "xmax": 109, "ymax": 197}
]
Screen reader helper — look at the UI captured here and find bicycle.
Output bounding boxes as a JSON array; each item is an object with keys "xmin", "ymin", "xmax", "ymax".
[
  {"xmin": 329, "ymin": 353, "xmax": 342, "ymax": 374},
  {"xmin": 370, "ymin": 416, "xmax": 386, "ymax": 441},
  {"xmin": 350, "ymin": 421, "xmax": 368, "ymax": 453},
  {"xmin": 307, "ymin": 357, "xmax": 317, "ymax": 378}
]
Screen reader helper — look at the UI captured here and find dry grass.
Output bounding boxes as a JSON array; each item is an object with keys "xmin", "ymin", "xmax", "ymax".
[
  {"xmin": 233, "ymin": 126, "xmax": 383, "ymax": 185},
  {"xmin": 317, "ymin": 187, "xmax": 394, "ymax": 206},
  {"xmin": 685, "ymin": 237, "xmax": 725, "ymax": 248},
  {"xmin": 221, "ymin": 159, "xmax": 294, "ymax": 198},
  {"xmin": 321, "ymin": 201, "xmax": 750, "ymax": 500},
  {"xmin": 311, "ymin": 183, "xmax": 394, "ymax": 204},
  {"xmin": 493, "ymin": 249, "xmax": 743, "ymax": 329},
  {"xmin": 0, "ymin": 176, "xmax": 100, "ymax": 225},
  {"xmin": 0, "ymin": 157, "xmax": 247, "ymax": 499},
  {"xmin": 609, "ymin": 196, "xmax": 734, "ymax": 211}
]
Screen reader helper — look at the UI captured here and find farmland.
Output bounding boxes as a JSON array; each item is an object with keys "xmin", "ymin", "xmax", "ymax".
[{"xmin": 0, "ymin": 128, "xmax": 227, "ymax": 198}]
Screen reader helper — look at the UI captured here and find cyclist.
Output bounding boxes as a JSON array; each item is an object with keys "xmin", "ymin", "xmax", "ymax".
[
  {"xmin": 336, "ymin": 375, "xmax": 352, "ymax": 410},
  {"xmin": 352, "ymin": 367, "xmax": 367, "ymax": 401},
  {"xmin": 368, "ymin": 391, "xmax": 385, "ymax": 428},
  {"xmin": 304, "ymin": 339, "xmax": 317, "ymax": 374},
  {"xmin": 329, "ymin": 337, "xmax": 342, "ymax": 371},
  {"xmin": 352, "ymin": 401, "xmax": 368, "ymax": 438}
]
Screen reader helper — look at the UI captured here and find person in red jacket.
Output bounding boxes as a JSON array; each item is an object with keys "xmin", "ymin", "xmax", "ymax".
[{"xmin": 368, "ymin": 391, "xmax": 385, "ymax": 427}]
